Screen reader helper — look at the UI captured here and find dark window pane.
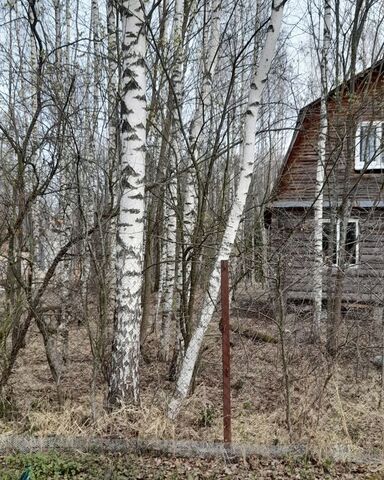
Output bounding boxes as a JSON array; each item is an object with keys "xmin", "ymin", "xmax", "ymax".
[
  {"xmin": 345, "ymin": 222, "xmax": 357, "ymax": 265},
  {"xmin": 322, "ymin": 221, "xmax": 337, "ymax": 264},
  {"xmin": 381, "ymin": 123, "xmax": 384, "ymax": 165},
  {"xmin": 360, "ymin": 125, "xmax": 377, "ymax": 164},
  {"xmin": 322, "ymin": 222, "xmax": 329, "ymax": 253}
]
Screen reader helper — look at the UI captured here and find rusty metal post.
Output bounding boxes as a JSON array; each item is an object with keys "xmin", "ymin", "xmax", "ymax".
[{"xmin": 221, "ymin": 259, "xmax": 231, "ymax": 445}]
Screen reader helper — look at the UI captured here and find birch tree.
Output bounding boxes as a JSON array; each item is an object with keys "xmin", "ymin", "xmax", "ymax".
[
  {"xmin": 181, "ymin": 0, "xmax": 222, "ymax": 346},
  {"xmin": 108, "ymin": 0, "xmax": 146, "ymax": 406},
  {"xmin": 158, "ymin": 0, "xmax": 185, "ymax": 362},
  {"xmin": 312, "ymin": 0, "xmax": 331, "ymax": 338},
  {"xmin": 184, "ymin": 0, "xmax": 222, "ymax": 231},
  {"xmin": 168, "ymin": 0, "xmax": 287, "ymax": 419}
]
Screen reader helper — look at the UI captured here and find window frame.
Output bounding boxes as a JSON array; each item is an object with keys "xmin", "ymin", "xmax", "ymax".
[
  {"xmin": 355, "ymin": 120, "xmax": 384, "ymax": 171},
  {"xmin": 322, "ymin": 218, "xmax": 359, "ymax": 267}
]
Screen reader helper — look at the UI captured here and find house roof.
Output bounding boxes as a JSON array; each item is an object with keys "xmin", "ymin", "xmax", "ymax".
[{"xmin": 270, "ymin": 57, "xmax": 384, "ymax": 207}]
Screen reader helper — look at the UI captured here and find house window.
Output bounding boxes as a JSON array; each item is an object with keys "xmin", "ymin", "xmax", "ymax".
[
  {"xmin": 345, "ymin": 220, "xmax": 358, "ymax": 265},
  {"xmin": 322, "ymin": 220, "xmax": 337, "ymax": 264},
  {"xmin": 322, "ymin": 219, "xmax": 359, "ymax": 266},
  {"xmin": 355, "ymin": 121, "xmax": 384, "ymax": 170}
]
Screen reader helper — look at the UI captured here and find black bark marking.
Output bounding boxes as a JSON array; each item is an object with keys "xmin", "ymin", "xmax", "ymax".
[
  {"xmin": 134, "ymin": 58, "xmax": 146, "ymax": 68},
  {"xmin": 121, "ymin": 120, "xmax": 134, "ymax": 133},
  {"xmin": 119, "ymin": 6, "xmax": 133, "ymax": 18},
  {"xmin": 125, "ymin": 270, "xmax": 142, "ymax": 277},
  {"xmin": 126, "ymin": 79, "xmax": 139, "ymax": 91},
  {"xmin": 128, "ymin": 133, "xmax": 140, "ymax": 142},
  {"xmin": 122, "ymin": 68, "xmax": 135, "ymax": 78},
  {"xmin": 130, "ymin": 193, "xmax": 144, "ymax": 200},
  {"xmin": 121, "ymin": 101, "xmax": 129, "ymax": 115},
  {"xmin": 121, "ymin": 178, "xmax": 134, "ymax": 189},
  {"xmin": 122, "ymin": 164, "xmax": 136, "ymax": 176}
]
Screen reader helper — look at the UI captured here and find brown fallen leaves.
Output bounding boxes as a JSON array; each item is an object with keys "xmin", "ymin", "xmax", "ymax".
[{"xmin": 107, "ymin": 453, "xmax": 384, "ymax": 479}]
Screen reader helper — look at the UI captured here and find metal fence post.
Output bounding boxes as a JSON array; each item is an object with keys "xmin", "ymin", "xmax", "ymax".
[{"xmin": 221, "ymin": 259, "xmax": 231, "ymax": 445}]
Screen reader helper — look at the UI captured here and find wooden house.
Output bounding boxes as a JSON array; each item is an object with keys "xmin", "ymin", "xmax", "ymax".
[{"xmin": 268, "ymin": 60, "xmax": 384, "ymax": 303}]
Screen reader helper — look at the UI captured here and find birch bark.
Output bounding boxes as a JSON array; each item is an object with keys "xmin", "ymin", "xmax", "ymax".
[
  {"xmin": 106, "ymin": 0, "xmax": 118, "ymax": 336},
  {"xmin": 184, "ymin": 0, "xmax": 221, "ymax": 232},
  {"xmin": 108, "ymin": 0, "xmax": 146, "ymax": 406},
  {"xmin": 313, "ymin": 0, "xmax": 331, "ymax": 338},
  {"xmin": 53, "ymin": 0, "xmax": 62, "ymax": 66},
  {"xmin": 168, "ymin": 0, "xmax": 286, "ymax": 419},
  {"xmin": 158, "ymin": 0, "xmax": 184, "ymax": 361},
  {"xmin": 183, "ymin": 0, "xmax": 223, "ymax": 344}
]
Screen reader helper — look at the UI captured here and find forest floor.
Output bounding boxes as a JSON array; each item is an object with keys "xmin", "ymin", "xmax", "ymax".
[
  {"xmin": 1, "ymin": 450, "xmax": 384, "ymax": 479},
  {"xmin": 1, "ymin": 285, "xmax": 384, "ymax": 473}
]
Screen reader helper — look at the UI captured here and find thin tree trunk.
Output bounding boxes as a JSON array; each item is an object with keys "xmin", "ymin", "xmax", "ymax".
[
  {"xmin": 185, "ymin": 0, "xmax": 221, "ymax": 230},
  {"xmin": 168, "ymin": 0, "xmax": 286, "ymax": 419},
  {"xmin": 313, "ymin": 0, "xmax": 331, "ymax": 339},
  {"xmin": 181, "ymin": 0, "xmax": 222, "ymax": 343},
  {"xmin": 158, "ymin": 0, "xmax": 185, "ymax": 361},
  {"xmin": 327, "ymin": 0, "xmax": 369, "ymax": 356},
  {"xmin": 104, "ymin": 0, "xmax": 118, "ymax": 347}
]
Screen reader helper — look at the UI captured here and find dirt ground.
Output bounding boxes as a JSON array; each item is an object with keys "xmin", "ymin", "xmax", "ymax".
[
  {"xmin": 1, "ymin": 451, "xmax": 384, "ymax": 479},
  {"xmin": 2, "ymin": 286, "xmax": 384, "ymax": 460}
]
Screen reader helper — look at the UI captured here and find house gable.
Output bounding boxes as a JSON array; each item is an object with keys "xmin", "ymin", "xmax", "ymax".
[{"xmin": 271, "ymin": 62, "xmax": 384, "ymax": 209}]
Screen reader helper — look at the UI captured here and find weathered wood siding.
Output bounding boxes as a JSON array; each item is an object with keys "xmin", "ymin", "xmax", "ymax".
[
  {"xmin": 269, "ymin": 208, "xmax": 384, "ymax": 302},
  {"xmin": 270, "ymin": 67, "xmax": 384, "ymax": 302},
  {"xmin": 275, "ymin": 72, "xmax": 384, "ymax": 205}
]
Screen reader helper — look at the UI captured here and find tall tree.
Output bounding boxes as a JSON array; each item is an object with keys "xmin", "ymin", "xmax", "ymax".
[
  {"xmin": 313, "ymin": 0, "xmax": 331, "ymax": 339},
  {"xmin": 326, "ymin": 0, "xmax": 374, "ymax": 355},
  {"xmin": 168, "ymin": 0, "xmax": 287, "ymax": 419},
  {"xmin": 108, "ymin": 0, "xmax": 147, "ymax": 407},
  {"xmin": 158, "ymin": 0, "xmax": 185, "ymax": 362}
]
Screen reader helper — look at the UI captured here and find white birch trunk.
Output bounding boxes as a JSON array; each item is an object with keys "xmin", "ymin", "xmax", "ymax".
[
  {"xmin": 107, "ymin": 0, "xmax": 118, "ymax": 177},
  {"xmin": 53, "ymin": 0, "xmax": 62, "ymax": 66},
  {"xmin": 168, "ymin": 0, "xmax": 286, "ymax": 419},
  {"xmin": 184, "ymin": 0, "xmax": 221, "ymax": 232},
  {"xmin": 108, "ymin": 0, "xmax": 146, "ymax": 406},
  {"xmin": 156, "ymin": 231, "xmax": 168, "ymax": 344},
  {"xmin": 159, "ymin": 200, "xmax": 176, "ymax": 360},
  {"xmin": 313, "ymin": 0, "xmax": 331, "ymax": 337},
  {"xmin": 106, "ymin": 0, "xmax": 118, "ymax": 324},
  {"xmin": 158, "ymin": 0, "xmax": 184, "ymax": 360},
  {"xmin": 65, "ymin": 0, "xmax": 71, "ymax": 66}
]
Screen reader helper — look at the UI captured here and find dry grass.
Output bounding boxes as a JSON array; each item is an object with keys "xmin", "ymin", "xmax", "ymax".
[{"xmin": 2, "ymin": 288, "xmax": 384, "ymax": 458}]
